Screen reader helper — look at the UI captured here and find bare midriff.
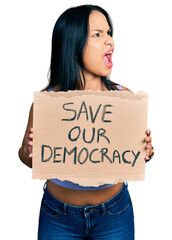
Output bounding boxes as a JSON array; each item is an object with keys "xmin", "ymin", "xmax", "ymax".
[{"xmin": 47, "ymin": 180, "xmax": 123, "ymax": 206}]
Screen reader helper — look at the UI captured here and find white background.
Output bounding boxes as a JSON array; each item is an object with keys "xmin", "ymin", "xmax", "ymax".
[{"xmin": 1, "ymin": 0, "xmax": 172, "ymax": 239}]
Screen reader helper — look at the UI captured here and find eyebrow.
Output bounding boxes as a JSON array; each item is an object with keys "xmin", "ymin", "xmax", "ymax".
[{"xmin": 91, "ymin": 28, "xmax": 111, "ymax": 32}]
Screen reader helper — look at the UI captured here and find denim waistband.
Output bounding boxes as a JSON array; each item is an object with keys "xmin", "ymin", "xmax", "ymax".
[{"xmin": 42, "ymin": 182, "xmax": 129, "ymax": 215}]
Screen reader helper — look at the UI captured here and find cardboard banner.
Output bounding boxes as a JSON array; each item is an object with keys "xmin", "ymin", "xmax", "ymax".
[{"xmin": 32, "ymin": 90, "xmax": 148, "ymax": 186}]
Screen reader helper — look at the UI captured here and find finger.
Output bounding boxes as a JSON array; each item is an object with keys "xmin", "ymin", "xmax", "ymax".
[
  {"xmin": 145, "ymin": 151, "xmax": 149, "ymax": 160},
  {"xmin": 28, "ymin": 141, "xmax": 33, "ymax": 146},
  {"xmin": 29, "ymin": 128, "xmax": 33, "ymax": 133},
  {"xmin": 145, "ymin": 145, "xmax": 154, "ymax": 159},
  {"xmin": 145, "ymin": 148, "xmax": 151, "ymax": 160},
  {"xmin": 145, "ymin": 140, "xmax": 154, "ymax": 152},
  {"xmin": 29, "ymin": 153, "xmax": 33, "ymax": 158},
  {"xmin": 145, "ymin": 136, "xmax": 152, "ymax": 143},
  {"xmin": 145, "ymin": 144, "xmax": 152, "ymax": 150},
  {"xmin": 29, "ymin": 133, "xmax": 33, "ymax": 139},
  {"xmin": 28, "ymin": 145, "xmax": 33, "ymax": 157},
  {"xmin": 146, "ymin": 129, "xmax": 151, "ymax": 135}
]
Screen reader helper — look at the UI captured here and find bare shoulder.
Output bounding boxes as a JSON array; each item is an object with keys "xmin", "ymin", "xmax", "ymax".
[
  {"xmin": 108, "ymin": 80, "xmax": 133, "ymax": 94},
  {"xmin": 121, "ymin": 85, "xmax": 133, "ymax": 94}
]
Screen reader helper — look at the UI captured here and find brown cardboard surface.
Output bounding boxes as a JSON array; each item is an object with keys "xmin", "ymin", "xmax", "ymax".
[{"xmin": 32, "ymin": 90, "xmax": 148, "ymax": 186}]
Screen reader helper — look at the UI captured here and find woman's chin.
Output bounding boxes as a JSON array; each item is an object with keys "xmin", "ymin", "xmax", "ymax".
[{"xmin": 101, "ymin": 67, "xmax": 113, "ymax": 77}]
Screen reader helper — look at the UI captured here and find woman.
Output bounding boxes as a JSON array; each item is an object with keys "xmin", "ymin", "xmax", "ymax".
[{"xmin": 18, "ymin": 5, "xmax": 154, "ymax": 240}]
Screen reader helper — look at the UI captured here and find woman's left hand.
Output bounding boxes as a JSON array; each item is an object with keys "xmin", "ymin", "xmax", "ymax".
[{"xmin": 145, "ymin": 129, "xmax": 154, "ymax": 162}]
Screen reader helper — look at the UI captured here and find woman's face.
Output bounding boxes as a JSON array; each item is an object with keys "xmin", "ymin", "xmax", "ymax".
[{"xmin": 82, "ymin": 10, "xmax": 114, "ymax": 79}]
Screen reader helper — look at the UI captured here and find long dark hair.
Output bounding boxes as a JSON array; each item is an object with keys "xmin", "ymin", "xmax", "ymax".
[{"xmin": 47, "ymin": 4, "xmax": 117, "ymax": 91}]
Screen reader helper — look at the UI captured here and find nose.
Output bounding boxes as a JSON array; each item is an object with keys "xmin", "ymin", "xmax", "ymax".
[{"xmin": 105, "ymin": 35, "xmax": 114, "ymax": 48}]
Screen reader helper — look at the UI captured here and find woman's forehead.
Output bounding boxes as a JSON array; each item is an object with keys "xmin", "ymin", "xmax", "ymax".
[{"xmin": 89, "ymin": 10, "xmax": 110, "ymax": 31}]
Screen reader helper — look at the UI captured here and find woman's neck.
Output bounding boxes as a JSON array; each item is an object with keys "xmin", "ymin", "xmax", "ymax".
[
  {"xmin": 80, "ymin": 72, "xmax": 104, "ymax": 91},
  {"xmin": 79, "ymin": 68, "xmax": 109, "ymax": 91},
  {"xmin": 84, "ymin": 79, "xmax": 103, "ymax": 91}
]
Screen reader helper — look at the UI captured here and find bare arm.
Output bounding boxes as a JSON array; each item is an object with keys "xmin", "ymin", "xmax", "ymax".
[{"xmin": 18, "ymin": 103, "xmax": 33, "ymax": 168}]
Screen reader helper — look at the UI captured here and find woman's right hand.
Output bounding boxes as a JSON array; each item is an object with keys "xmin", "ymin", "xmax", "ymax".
[{"xmin": 23, "ymin": 127, "xmax": 33, "ymax": 158}]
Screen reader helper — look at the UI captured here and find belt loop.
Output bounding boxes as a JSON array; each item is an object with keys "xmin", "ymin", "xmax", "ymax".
[
  {"xmin": 63, "ymin": 203, "xmax": 67, "ymax": 215},
  {"xmin": 101, "ymin": 203, "xmax": 106, "ymax": 215}
]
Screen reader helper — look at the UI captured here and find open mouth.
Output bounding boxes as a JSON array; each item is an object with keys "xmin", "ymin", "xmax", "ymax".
[{"xmin": 103, "ymin": 50, "xmax": 113, "ymax": 68}]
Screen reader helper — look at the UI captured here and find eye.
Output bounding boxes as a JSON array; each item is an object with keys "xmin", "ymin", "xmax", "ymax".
[
  {"xmin": 93, "ymin": 33, "xmax": 100, "ymax": 37},
  {"xmin": 107, "ymin": 30, "xmax": 112, "ymax": 37}
]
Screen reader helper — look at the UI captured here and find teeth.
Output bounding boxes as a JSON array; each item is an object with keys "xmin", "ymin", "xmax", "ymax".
[{"xmin": 107, "ymin": 51, "xmax": 112, "ymax": 54}]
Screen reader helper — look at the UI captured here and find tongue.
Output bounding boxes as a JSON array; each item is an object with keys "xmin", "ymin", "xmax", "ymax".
[
  {"xmin": 103, "ymin": 55, "xmax": 110, "ymax": 63},
  {"xmin": 107, "ymin": 54, "xmax": 111, "ymax": 61}
]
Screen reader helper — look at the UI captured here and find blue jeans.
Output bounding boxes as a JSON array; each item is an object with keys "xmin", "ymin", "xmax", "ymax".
[{"xmin": 38, "ymin": 183, "xmax": 134, "ymax": 239}]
